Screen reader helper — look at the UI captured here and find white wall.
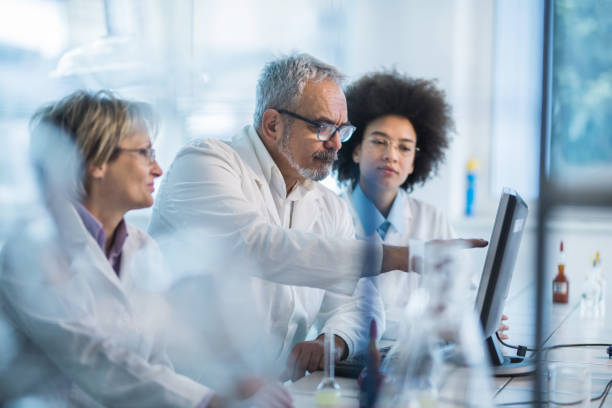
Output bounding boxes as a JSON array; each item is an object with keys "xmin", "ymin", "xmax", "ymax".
[
  {"xmin": 341, "ymin": 0, "xmax": 496, "ymax": 220},
  {"xmin": 454, "ymin": 207, "xmax": 612, "ymax": 303}
]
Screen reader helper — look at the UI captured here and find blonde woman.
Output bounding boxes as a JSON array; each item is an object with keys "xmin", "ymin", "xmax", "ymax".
[{"xmin": 0, "ymin": 91, "xmax": 292, "ymax": 408}]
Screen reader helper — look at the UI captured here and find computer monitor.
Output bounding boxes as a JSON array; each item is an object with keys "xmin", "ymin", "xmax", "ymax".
[
  {"xmin": 474, "ymin": 188, "xmax": 533, "ymax": 376},
  {"xmin": 335, "ymin": 189, "xmax": 531, "ymax": 379}
]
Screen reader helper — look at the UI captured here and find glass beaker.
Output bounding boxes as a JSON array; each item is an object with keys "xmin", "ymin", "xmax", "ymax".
[{"xmin": 548, "ymin": 364, "xmax": 591, "ymax": 408}]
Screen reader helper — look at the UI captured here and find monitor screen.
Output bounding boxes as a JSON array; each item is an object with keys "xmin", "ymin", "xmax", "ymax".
[{"xmin": 474, "ymin": 189, "xmax": 529, "ymax": 373}]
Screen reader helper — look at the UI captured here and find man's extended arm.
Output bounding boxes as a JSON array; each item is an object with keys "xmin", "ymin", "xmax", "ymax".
[{"xmin": 150, "ymin": 141, "xmax": 380, "ymax": 296}]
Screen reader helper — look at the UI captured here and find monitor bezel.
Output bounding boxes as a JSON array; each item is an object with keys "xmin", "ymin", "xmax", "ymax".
[{"xmin": 474, "ymin": 189, "xmax": 528, "ymax": 368}]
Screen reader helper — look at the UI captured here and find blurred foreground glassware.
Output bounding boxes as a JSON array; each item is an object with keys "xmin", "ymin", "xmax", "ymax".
[
  {"xmin": 315, "ymin": 328, "xmax": 341, "ymax": 407},
  {"xmin": 547, "ymin": 364, "xmax": 591, "ymax": 408},
  {"xmin": 377, "ymin": 242, "xmax": 495, "ymax": 408},
  {"xmin": 581, "ymin": 251, "xmax": 605, "ymax": 318}
]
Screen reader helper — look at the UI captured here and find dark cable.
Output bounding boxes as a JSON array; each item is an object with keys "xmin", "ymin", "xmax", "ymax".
[
  {"xmin": 495, "ymin": 332, "xmax": 536, "ymax": 352},
  {"xmin": 491, "ymin": 334, "xmax": 612, "ymax": 406},
  {"xmin": 495, "ymin": 378, "xmax": 612, "ymax": 407},
  {"xmin": 598, "ymin": 378, "xmax": 612, "ymax": 408},
  {"xmin": 495, "ymin": 332, "xmax": 611, "ymax": 354},
  {"xmin": 543, "ymin": 342, "xmax": 612, "ymax": 351},
  {"xmin": 495, "ymin": 380, "xmax": 612, "ymax": 408},
  {"xmin": 435, "ymin": 378, "xmax": 612, "ymax": 407}
]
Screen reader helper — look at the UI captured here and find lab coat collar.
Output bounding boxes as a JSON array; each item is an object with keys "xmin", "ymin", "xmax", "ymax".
[
  {"xmin": 46, "ymin": 197, "xmax": 128, "ymax": 290},
  {"xmin": 351, "ymin": 184, "xmax": 406, "ymax": 237},
  {"xmin": 388, "ymin": 188, "xmax": 407, "ymax": 234},
  {"xmin": 232, "ymin": 125, "xmax": 317, "ymax": 199},
  {"xmin": 351, "ymin": 184, "xmax": 384, "ymax": 236},
  {"xmin": 74, "ymin": 201, "xmax": 106, "ymax": 249},
  {"xmin": 45, "ymin": 195, "xmax": 94, "ymax": 247},
  {"xmin": 74, "ymin": 202, "xmax": 128, "ymax": 276}
]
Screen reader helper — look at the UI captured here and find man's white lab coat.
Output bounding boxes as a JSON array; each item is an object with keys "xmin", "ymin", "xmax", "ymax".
[
  {"xmin": 0, "ymin": 199, "xmax": 213, "ymax": 407},
  {"xmin": 148, "ymin": 125, "xmax": 383, "ymax": 368}
]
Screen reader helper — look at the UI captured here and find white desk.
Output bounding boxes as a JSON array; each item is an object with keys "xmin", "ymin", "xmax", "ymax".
[
  {"xmin": 288, "ymin": 283, "xmax": 612, "ymax": 407},
  {"xmin": 494, "ymin": 283, "xmax": 612, "ymax": 407}
]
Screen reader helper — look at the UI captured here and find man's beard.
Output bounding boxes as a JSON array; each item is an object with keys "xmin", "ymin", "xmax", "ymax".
[{"xmin": 279, "ymin": 128, "xmax": 337, "ymax": 181}]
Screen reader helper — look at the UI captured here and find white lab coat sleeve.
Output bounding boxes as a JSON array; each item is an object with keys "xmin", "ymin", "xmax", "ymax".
[
  {"xmin": 0, "ymin": 239, "xmax": 213, "ymax": 408},
  {"xmin": 431, "ymin": 206, "xmax": 479, "ymax": 295},
  {"xmin": 436, "ymin": 208, "xmax": 457, "ymax": 240},
  {"xmin": 150, "ymin": 141, "xmax": 382, "ymax": 296},
  {"xmin": 316, "ymin": 280, "xmax": 385, "ymax": 359},
  {"xmin": 315, "ymin": 203, "xmax": 385, "ymax": 358}
]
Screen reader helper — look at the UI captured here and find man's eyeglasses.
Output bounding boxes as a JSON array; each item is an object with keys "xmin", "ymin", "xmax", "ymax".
[
  {"xmin": 114, "ymin": 148, "xmax": 156, "ymax": 164},
  {"xmin": 276, "ymin": 109, "xmax": 356, "ymax": 143}
]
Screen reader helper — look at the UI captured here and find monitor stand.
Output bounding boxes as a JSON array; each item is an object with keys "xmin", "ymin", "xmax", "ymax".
[{"xmin": 486, "ymin": 335, "xmax": 536, "ymax": 376}]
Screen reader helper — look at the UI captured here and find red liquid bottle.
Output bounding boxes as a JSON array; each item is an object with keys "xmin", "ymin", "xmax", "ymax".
[{"xmin": 553, "ymin": 241, "xmax": 569, "ymax": 303}]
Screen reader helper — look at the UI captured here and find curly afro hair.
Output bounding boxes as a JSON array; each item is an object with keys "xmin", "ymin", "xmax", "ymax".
[{"xmin": 334, "ymin": 71, "xmax": 454, "ymax": 192}]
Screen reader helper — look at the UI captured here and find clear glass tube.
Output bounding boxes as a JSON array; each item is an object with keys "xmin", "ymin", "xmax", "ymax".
[
  {"xmin": 315, "ymin": 328, "xmax": 341, "ymax": 406},
  {"xmin": 324, "ymin": 328, "xmax": 334, "ymax": 379}
]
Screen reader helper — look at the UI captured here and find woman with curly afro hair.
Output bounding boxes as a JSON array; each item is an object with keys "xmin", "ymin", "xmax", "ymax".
[
  {"xmin": 335, "ymin": 71, "xmax": 453, "ymax": 197},
  {"xmin": 334, "ymin": 71, "xmax": 466, "ymax": 339}
]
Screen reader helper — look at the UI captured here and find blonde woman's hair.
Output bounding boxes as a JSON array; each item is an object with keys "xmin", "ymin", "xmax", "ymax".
[{"xmin": 30, "ymin": 90, "xmax": 156, "ymax": 197}]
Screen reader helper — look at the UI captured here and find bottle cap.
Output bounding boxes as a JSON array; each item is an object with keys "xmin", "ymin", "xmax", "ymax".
[{"xmin": 467, "ymin": 159, "xmax": 480, "ymax": 171}]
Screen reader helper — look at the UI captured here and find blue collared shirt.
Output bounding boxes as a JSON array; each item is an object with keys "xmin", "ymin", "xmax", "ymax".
[
  {"xmin": 75, "ymin": 202, "xmax": 128, "ymax": 277},
  {"xmin": 351, "ymin": 184, "xmax": 406, "ymax": 240}
]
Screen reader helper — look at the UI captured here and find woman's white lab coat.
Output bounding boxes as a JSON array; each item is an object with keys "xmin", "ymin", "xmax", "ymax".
[
  {"xmin": 0, "ymin": 199, "xmax": 212, "ymax": 407},
  {"xmin": 340, "ymin": 188, "xmax": 456, "ymax": 339}
]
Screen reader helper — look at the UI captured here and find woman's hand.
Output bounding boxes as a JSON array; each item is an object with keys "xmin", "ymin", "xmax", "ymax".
[{"xmin": 497, "ymin": 314, "xmax": 510, "ymax": 340}]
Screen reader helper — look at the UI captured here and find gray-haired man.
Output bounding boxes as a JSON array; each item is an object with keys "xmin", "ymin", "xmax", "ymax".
[{"xmin": 148, "ymin": 53, "xmax": 485, "ymax": 382}]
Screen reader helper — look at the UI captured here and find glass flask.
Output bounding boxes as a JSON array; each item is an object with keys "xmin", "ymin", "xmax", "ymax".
[{"xmin": 377, "ymin": 242, "xmax": 496, "ymax": 408}]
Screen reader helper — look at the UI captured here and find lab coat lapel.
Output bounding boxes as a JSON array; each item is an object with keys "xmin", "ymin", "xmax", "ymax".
[
  {"xmin": 401, "ymin": 195, "xmax": 415, "ymax": 238},
  {"xmin": 289, "ymin": 187, "xmax": 322, "ymax": 231},
  {"xmin": 340, "ymin": 188, "xmax": 369, "ymax": 240},
  {"xmin": 231, "ymin": 126, "xmax": 282, "ymax": 225},
  {"xmin": 56, "ymin": 203, "xmax": 132, "ymax": 306},
  {"xmin": 379, "ymin": 193, "xmax": 414, "ymax": 245},
  {"xmin": 257, "ymin": 181, "xmax": 283, "ymax": 226}
]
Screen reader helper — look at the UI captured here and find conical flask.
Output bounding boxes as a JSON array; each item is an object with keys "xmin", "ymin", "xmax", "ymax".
[{"xmin": 378, "ymin": 242, "xmax": 496, "ymax": 408}]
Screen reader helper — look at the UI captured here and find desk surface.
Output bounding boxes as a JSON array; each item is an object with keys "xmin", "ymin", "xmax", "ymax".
[{"xmin": 288, "ymin": 282, "xmax": 612, "ymax": 407}]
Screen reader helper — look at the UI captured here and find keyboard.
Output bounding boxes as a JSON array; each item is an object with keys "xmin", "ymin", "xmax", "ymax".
[
  {"xmin": 334, "ymin": 342, "xmax": 457, "ymax": 379},
  {"xmin": 334, "ymin": 346, "xmax": 391, "ymax": 378}
]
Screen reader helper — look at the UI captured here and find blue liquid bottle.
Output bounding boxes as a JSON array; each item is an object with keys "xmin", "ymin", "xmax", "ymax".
[{"xmin": 465, "ymin": 159, "xmax": 479, "ymax": 216}]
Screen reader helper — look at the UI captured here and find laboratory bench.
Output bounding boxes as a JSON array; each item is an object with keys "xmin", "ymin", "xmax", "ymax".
[{"xmin": 287, "ymin": 279, "xmax": 612, "ymax": 407}]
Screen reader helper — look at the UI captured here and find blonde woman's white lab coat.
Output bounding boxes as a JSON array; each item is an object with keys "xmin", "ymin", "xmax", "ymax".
[
  {"xmin": 340, "ymin": 188, "xmax": 456, "ymax": 339},
  {"xmin": 0, "ymin": 199, "xmax": 212, "ymax": 407},
  {"xmin": 148, "ymin": 125, "xmax": 383, "ymax": 367}
]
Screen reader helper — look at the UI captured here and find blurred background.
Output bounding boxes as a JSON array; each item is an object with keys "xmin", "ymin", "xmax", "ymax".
[{"xmin": 1, "ymin": 0, "xmax": 611, "ymax": 343}]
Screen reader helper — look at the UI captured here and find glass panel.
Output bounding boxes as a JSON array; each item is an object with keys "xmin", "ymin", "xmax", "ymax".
[
  {"xmin": 549, "ymin": 0, "xmax": 612, "ymax": 194},
  {"xmin": 490, "ymin": 0, "xmax": 543, "ymax": 200}
]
